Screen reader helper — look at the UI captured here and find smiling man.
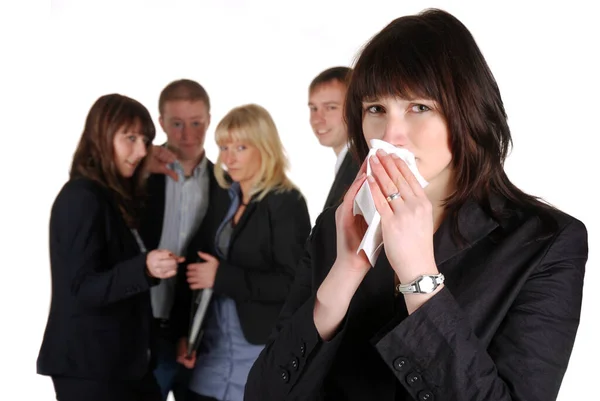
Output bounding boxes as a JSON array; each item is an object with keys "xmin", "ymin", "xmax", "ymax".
[{"xmin": 308, "ymin": 67, "xmax": 360, "ymax": 210}]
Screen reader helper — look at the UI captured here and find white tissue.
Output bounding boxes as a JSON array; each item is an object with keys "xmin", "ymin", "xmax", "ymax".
[{"xmin": 352, "ymin": 139, "xmax": 428, "ymax": 266}]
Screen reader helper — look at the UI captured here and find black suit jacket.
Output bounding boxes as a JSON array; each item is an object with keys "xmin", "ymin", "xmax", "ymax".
[
  {"xmin": 245, "ymin": 197, "xmax": 588, "ymax": 401},
  {"xmin": 37, "ymin": 178, "xmax": 157, "ymax": 380},
  {"xmin": 323, "ymin": 152, "xmax": 360, "ymax": 211},
  {"xmin": 173, "ymin": 185, "xmax": 311, "ymax": 345}
]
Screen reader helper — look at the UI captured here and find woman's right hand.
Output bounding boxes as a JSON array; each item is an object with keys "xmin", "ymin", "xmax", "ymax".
[
  {"xmin": 146, "ymin": 250, "xmax": 184, "ymax": 279},
  {"xmin": 333, "ymin": 159, "xmax": 371, "ymax": 275},
  {"xmin": 314, "ymin": 161, "xmax": 371, "ymax": 341}
]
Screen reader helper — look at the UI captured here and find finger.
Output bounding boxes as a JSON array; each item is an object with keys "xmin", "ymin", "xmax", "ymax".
[
  {"xmin": 163, "ymin": 252, "xmax": 183, "ymax": 261},
  {"xmin": 190, "ymin": 282, "xmax": 204, "ymax": 290},
  {"xmin": 366, "ymin": 175, "xmax": 395, "ymax": 219},
  {"xmin": 197, "ymin": 251, "xmax": 216, "ymax": 261},
  {"xmin": 159, "ymin": 147, "xmax": 177, "ymax": 163},
  {"xmin": 356, "ymin": 155, "xmax": 368, "ymax": 177},
  {"xmin": 162, "ymin": 269, "xmax": 177, "ymax": 279},
  {"xmin": 369, "ymin": 152, "xmax": 401, "ymax": 202},
  {"xmin": 341, "ymin": 171, "xmax": 367, "ymax": 210},
  {"xmin": 391, "ymin": 153, "xmax": 426, "ymax": 197},
  {"xmin": 376, "ymin": 151, "xmax": 415, "ymax": 199}
]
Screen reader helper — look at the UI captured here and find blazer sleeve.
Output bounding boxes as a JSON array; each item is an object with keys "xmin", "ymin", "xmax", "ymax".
[
  {"xmin": 212, "ymin": 191, "xmax": 311, "ymax": 304},
  {"xmin": 54, "ymin": 183, "xmax": 153, "ymax": 308},
  {"xmin": 245, "ymin": 212, "xmax": 349, "ymax": 400},
  {"xmin": 372, "ymin": 218, "xmax": 588, "ymax": 401}
]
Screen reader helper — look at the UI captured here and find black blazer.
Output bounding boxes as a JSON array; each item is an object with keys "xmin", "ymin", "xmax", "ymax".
[
  {"xmin": 173, "ymin": 185, "xmax": 311, "ymax": 345},
  {"xmin": 323, "ymin": 152, "xmax": 360, "ymax": 211},
  {"xmin": 138, "ymin": 160, "xmax": 219, "ymax": 252},
  {"xmin": 245, "ymin": 197, "xmax": 588, "ymax": 401},
  {"xmin": 37, "ymin": 178, "xmax": 157, "ymax": 380}
]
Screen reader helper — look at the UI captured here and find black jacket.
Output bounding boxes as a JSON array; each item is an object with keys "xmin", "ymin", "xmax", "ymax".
[
  {"xmin": 37, "ymin": 178, "xmax": 157, "ymax": 380},
  {"xmin": 173, "ymin": 185, "xmax": 312, "ymax": 345},
  {"xmin": 245, "ymin": 197, "xmax": 588, "ymax": 401}
]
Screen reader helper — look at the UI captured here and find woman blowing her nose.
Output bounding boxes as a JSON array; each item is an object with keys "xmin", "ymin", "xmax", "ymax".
[{"xmin": 245, "ymin": 8, "xmax": 588, "ymax": 401}]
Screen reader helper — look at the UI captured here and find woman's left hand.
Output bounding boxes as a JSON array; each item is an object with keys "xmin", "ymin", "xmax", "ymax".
[
  {"xmin": 186, "ymin": 251, "xmax": 220, "ymax": 289},
  {"xmin": 367, "ymin": 149, "xmax": 438, "ymax": 283}
]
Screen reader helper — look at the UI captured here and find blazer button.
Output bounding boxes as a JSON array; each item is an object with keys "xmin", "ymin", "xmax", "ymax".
[
  {"xmin": 418, "ymin": 390, "xmax": 434, "ymax": 400},
  {"xmin": 290, "ymin": 357, "xmax": 299, "ymax": 371},
  {"xmin": 406, "ymin": 372, "xmax": 422, "ymax": 386},
  {"xmin": 299, "ymin": 342, "xmax": 306, "ymax": 357},
  {"xmin": 280, "ymin": 369, "xmax": 290, "ymax": 383},
  {"xmin": 393, "ymin": 357, "xmax": 408, "ymax": 371}
]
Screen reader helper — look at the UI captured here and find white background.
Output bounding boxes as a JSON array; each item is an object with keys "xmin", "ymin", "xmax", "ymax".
[{"xmin": 0, "ymin": 0, "xmax": 597, "ymax": 399}]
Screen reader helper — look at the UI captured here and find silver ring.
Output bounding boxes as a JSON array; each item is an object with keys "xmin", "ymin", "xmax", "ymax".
[{"xmin": 386, "ymin": 192, "xmax": 402, "ymax": 202}]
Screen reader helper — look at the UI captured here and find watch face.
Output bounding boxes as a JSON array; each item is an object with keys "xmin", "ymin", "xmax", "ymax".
[{"xmin": 418, "ymin": 276, "xmax": 436, "ymax": 293}]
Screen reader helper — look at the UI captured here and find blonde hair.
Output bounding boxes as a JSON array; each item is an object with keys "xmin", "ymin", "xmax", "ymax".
[{"xmin": 214, "ymin": 104, "xmax": 296, "ymax": 200}]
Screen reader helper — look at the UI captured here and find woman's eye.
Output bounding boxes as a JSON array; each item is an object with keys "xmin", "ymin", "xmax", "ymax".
[
  {"xmin": 365, "ymin": 105, "xmax": 383, "ymax": 114},
  {"xmin": 412, "ymin": 104, "xmax": 431, "ymax": 113}
]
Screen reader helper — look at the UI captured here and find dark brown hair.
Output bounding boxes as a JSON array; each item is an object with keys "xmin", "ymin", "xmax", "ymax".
[
  {"xmin": 158, "ymin": 79, "xmax": 211, "ymax": 115},
  {"xmin": 70, "ymin": 93, "xmax": 156, "ymax": 228},
  {"xmin": 309, "ymin": 66, "xmax": 353, "ymax": 94},
  {"xmin": 345, "ymin": 8, "xmax": 556, "ymax": 239}
]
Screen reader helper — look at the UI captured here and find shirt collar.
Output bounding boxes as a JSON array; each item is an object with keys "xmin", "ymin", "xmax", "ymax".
[
  {"xmin": 335, "ymin": 144, "xmax": 350, "ymax": 175},
  {"xmin": 169, "ymin": 154, "xmax": 208, "ymax": 180}
]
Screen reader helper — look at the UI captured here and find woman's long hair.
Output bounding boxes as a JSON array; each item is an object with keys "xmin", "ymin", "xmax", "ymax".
[
  {"xmin": 70, "ymin": 93, "xmax": 156, "ymax": 227},
  {"xmin": 345, "ymin": 8, "xmax": 557, "ymax": 240}
]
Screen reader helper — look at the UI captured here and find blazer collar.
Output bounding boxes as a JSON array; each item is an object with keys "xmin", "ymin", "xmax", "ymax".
[{"xmin": 433, "ymin": 197, "xmax": 502, "ymax": 267}]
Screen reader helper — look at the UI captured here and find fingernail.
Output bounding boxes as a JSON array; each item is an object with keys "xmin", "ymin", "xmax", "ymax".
[
  {"xmin": 371, "ymin": 155, "xmax": 380, "ymax": 164},
  {"xmin": 376, "ymin": 149, "xmax": 387, "ymax": 156},
  {"xmin": 367, "ymin": 175, "xmax": 375, "ymax": 182},
  {"xmin": 391, "ymin": 153, "xmax": 400, "ymax": 159}
]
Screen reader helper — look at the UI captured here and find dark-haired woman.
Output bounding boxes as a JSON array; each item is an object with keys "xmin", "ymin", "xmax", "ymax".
[
  {"xmin": 245, "ymin": 8, "xmax": 588, "ymax": 401},
  {"xmin": 37, "ymin": 94, "xmax": 183, "ymax": 401}
]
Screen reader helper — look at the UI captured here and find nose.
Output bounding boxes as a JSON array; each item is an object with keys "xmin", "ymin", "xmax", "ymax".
[
  {"xmin": 382, "ymin": 113, "xmax": 409, "ymax": 146},
  {"xmin": 310, "ymin": 109, "xmax": 325, "ymax": 126},
  {"xmin": 135, "ymin": 139, "xmax": 147, "ymax": 159},
  {"xmin": 222, "ymin": 149, "xmax": 236, "ymax": 166},
  {"xmin": 181, "ymin": 124, "xmax": 190, "ymax": 140}
]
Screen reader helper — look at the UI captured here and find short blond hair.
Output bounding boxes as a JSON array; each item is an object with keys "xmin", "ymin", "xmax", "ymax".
[{"xmin": 214, "ymin": 104, "xmax": 296, "ymax": 200}]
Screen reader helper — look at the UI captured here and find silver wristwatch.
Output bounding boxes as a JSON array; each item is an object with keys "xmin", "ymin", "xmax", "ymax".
[{"xmin": 396, "ymin": 273, "xmax": 445, "ymax": 295}]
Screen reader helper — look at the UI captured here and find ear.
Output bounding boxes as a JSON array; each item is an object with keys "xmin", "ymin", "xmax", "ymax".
[{"xmin": 158, "ymin": 116, "xmax": 166, "ymax": 132}]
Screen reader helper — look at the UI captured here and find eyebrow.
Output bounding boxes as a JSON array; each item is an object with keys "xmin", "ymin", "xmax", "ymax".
[
  {"xmin": 308, "ymin": 101, "xmax": 341, "ymax": 106},
  {"xmin": 169, "ymin": 116, "xmax": 206, "ymax": 120}
]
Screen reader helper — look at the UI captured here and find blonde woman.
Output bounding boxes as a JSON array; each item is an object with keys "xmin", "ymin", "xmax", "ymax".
[{"xmin": 171, "ymin": 104, "xmax": 311, "ymax": 401}]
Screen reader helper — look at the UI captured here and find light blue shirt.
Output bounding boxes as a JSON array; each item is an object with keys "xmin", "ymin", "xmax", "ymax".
[{"xmin": 151, "ymin": 157, "xmax": 210, "ymax": 319}]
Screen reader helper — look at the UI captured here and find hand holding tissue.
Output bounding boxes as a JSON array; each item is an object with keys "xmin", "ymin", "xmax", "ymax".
[{"xmin": 352, "ymin": 139, "xmax": 428, "ymax": 266}]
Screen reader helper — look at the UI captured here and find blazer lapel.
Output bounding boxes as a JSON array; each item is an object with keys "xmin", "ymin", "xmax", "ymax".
[
  {"xmin": 140, "ymin": 174, "xmax": 166, "ymax": 249},
  {"xmin": 434, "ymin": 199, "xmax": 501, "ymax": 267},
  {"xmin": 324, "ymin": 152, "xmax": 355, "ymax": 209},
  {"xmin": 229, "ymin": 197, "xmax": 258, "ymax": 249}
]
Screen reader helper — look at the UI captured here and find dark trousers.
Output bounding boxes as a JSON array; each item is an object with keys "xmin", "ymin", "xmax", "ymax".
[
  {"xmin": 153, "ymin": 320, "xmax": 192, "ymax": 401},
  {"xmin": 186, "ymin": 391, "xmax": 219, "ymax": 401},
  {"xmin": 52, "ymin": 372, "xmax": 161, "ymax": 401}
]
